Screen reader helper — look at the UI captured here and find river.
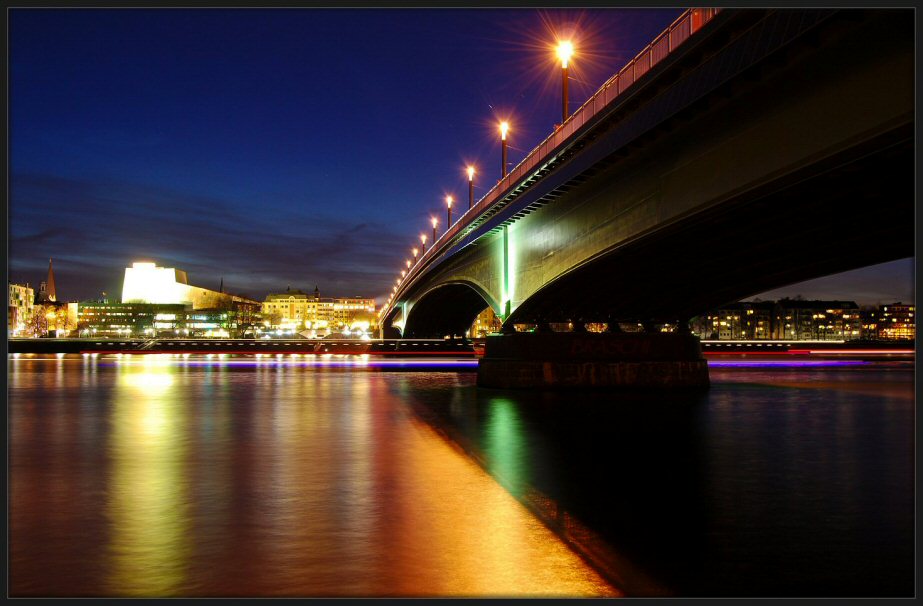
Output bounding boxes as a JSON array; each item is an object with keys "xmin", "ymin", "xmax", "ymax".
[{"xmin": 8, "ymin": 354, "xmax": 914, "ymax": 597}]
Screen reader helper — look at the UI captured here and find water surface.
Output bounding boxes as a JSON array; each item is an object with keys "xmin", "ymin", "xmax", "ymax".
[{"xmin": 8, "ymin": 354, "xmax": 914, "ymax": 597}]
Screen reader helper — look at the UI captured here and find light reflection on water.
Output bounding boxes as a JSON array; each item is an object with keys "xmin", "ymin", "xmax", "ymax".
[
  {"xmin": 9, "ymin": 355, "xmax": 615, "ymax": 597},
  {"xmin": 8, "ymin": 354, "xmax": 914, "ymax": 597}
]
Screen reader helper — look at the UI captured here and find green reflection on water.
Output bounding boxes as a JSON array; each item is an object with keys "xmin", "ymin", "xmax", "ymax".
[{"xmin": 482, "ymin": 398, "xmax": 527, "ymax": 497}]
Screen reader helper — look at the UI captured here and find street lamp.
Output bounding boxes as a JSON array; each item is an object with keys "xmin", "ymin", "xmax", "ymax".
[
  {"xmin": 412, "ymin": 247, "xmax": 419, "ymax": 260},
  {"xmin": 420, "ymin": 233, "xmax": 427, "ymax": 253},
  {"xmin": 401, "ymin": 270, "xmax": 406, "ymax": 277},
  {"xmin": 556, "ymin": 40, "xmax": 574, "ymax": 124},
  {"xmin": 405, "ymin": 259, "xmax": 411, "ymax": 268},
  {"xmin": 445, "ymin": 195, "xmax": 453, "ymax": 229},
  {"xmin": 431, "ymin": 217, "xmax": 438, "ymax": 243},
  {"xmin": 499, "ymin": 122, "xmax": 509, "ymax": 177},
  {"xmin": 466, "ymin": 166, "xmax": 475, "ymax": 209}
]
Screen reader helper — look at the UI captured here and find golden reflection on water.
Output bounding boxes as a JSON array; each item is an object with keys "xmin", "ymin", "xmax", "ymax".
[
  {"xmin": 106, "ymin": 359, "xmax": 191, "ymax": 596},
  {"xmin": 389, "ymin": 418, "xmax": 616, "ymax": 597},
  {"xmin": 12, "ymin": 355, "xmax": 616, "ymax": 597}
]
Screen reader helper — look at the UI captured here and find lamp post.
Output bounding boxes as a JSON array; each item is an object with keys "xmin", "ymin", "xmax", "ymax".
[
  {"xmin": 445, "ymin": 195, "xmax": 453, "ymax": 229},
  {"xmin": 556, "ymin": 41, "xmax": 574, "ymax": 124},
  {"xmin": 431, "ymin": 217, "xmax": 438, "ymax": 243},
  {"xmin": 466, "ymin": 166, "xmax": 475, "ymax": 209},
  {"xmin": 499, "ymin": 122, "xmax": 509, "ymax": 177},
  {"xmin": 405, "ymin": 259, "xmax": 411, "ymax": 269},
  {"xmin": 420, "ymin": 233, "xmax": 427, "ymax": 254},
  {"xmin": 412, "ymin": 247, "xmax": 419, "ymax": 261}
]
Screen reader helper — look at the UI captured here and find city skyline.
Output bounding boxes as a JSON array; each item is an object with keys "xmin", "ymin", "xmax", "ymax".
[{"xmin": 9, "ymin": 8, "xmax": 914, "ymax": 306}]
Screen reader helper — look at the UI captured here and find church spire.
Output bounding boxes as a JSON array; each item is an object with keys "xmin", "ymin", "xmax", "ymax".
[{"xmin": 46, "ymin": 258, "xmax": 56, "ymax": 302}]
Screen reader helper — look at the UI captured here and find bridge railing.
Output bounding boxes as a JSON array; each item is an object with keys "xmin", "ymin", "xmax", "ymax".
[{"xmin": 387, "ymin": 7, "xmax": 720, "ymax": 318}]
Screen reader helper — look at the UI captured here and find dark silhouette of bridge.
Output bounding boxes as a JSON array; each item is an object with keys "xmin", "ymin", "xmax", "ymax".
[{"xmin": 381, "ymin": 8, "xmax": 913, "ymax": 345}]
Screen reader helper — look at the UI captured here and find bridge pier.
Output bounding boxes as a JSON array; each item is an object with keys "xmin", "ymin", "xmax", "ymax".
[{"xmin": 476, "ymin": 332, "xmax": 709, "ymax": 390}]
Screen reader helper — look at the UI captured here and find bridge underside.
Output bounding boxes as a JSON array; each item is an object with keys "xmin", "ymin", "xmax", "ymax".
[
  {"xmin": 385, "ymin": 9, "xmax": 913, "ymax": 343},
  {"xmin": 403, "ymin": 283, "xmax": 492, "ymax": 339},
  {"xmin": 508, "ymin": 125, "xmax": 913, "ymax": 327}
]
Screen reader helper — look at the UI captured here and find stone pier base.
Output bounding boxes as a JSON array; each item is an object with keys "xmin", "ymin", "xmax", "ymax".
[{"xmin": 476, "ymin": 332, "xmax": 710, "ymax": 389}]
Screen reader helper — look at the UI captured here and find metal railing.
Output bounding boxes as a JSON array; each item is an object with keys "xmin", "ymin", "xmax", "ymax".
[{"xmin": 385, "ymin": 7, "xmax": 720, "ymax": 317}]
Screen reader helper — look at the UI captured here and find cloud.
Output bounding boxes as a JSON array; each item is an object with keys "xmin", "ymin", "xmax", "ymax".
[{"xmin": 9, "ymin": 172, "xmax": 411, "ymax": 302}]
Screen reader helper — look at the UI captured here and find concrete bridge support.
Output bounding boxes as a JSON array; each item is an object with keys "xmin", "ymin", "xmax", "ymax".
[{"xmin": 477, "ymin": 332, "xmax": 709, "ymax": 389}]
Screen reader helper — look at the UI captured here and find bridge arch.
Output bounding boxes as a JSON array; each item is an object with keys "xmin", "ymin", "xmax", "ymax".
[{"xmin": 402, "ymin": 281, "xmax": 501, "ymax": 339}]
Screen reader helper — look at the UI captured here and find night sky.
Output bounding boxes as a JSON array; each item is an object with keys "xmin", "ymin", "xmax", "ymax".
[{"xmin": 9, "ymin": 8, "xmax": 914, "ymax": 306}]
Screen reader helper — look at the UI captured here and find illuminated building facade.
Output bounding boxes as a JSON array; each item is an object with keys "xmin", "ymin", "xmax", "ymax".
[
  {"xmin": 706, "ymin": 301, "xmax": 775, "ymax": 340},
  {"xmin": 121, "ymin": 262, "xmax": 257, "ymax": 309},
  {"xmin": 877, "ymin": 303, "xmax": 915, "ymax": 340},
  {"xmin": 469, "ymin": 306, "xmax": 503, "ymax": 337},
  {"xmin": 8, "ymin": 283, "xmax": 34, "ymax": 336},
  {"xmin": 773, "ymin": 300, "xmax": 861, "ymax": 340},
  {"xmin": 78, "ymin": 303, "xmax": 185, "ymax": 337},
  {"xmin": 694, "ymin": 299, "xmax": 865, "ymax": 340},
  {"xmin": 262, "ymin": 286, "xmax": 376, "ymax": 334},
  {"xmin": 77, "ymin": 302, "xmax": 260, "ymax": 338},
  {"xmin": 71, "ymin": 262, "xmax": 264, "ymax": 338}
]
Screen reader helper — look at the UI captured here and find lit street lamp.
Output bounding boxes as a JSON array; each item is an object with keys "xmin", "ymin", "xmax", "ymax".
[
  {"xmin": 467, "ymin": 166, "xmax": 475, "ymax": 209},
  {"xmin": 431, "ymin": 217, "xmax": 438, "ymax": 243},
  {"xmin": 405, "ymin": 259, "xmax": 412, "ymax": 268},
  {"xmin": 445, "ymin": 195, "xmax": 453, "ymax": 229},
  {"xmin": 500, "ymin": 122, "xmax": 509, "ymax": 177},
  {"xmin": 420, "ymin": 233, "xmax": 427, "ymax": 253},
  {"xmin": 412, "ymin": 247, "xmax": 419, "ymax": 260},
  {"xmin": 556, "ymin": 41, "xmax": 574, "ymax": 124}
]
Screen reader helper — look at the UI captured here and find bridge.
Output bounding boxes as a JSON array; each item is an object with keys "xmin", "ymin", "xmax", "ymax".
[{"xmin": 379, "ymin": 8, "xmax": 913, "ymax": 387}]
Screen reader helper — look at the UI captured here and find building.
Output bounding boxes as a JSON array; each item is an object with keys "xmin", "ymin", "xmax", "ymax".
[
  {"xmin": 122, "ymin": 262, "xmax": 258, "ymax": 310},
  {"xmin": 706, "ymin": 301, "xmax": 776, "ymax": 340},
  {"xmin": 35, "ymin": 258, "xmax": 57, "ymax": 304},
  {"xmin": 469, "ymin": 306, "xmax": 502, "ymax": 337},
  {"xmin": 773, "ymin": 299, "xmax": 861, "ymax": 341},
  {"xmin": 877, "ymin": 303, "xmax": 915, "ymax": 340},
  {"xmin": 262, "ymin": 286, "xmax": 376, "ymax": 335},
  {"xmin": 8, "ymin": 283, "xmax": 34, "ymax": 336},
  {"xmin": 78, "ymin": 302, "xmax": 186, "ymax": 337},
  {"xmin": 71, "ymin": 262, "xmax": 264, "ymax": 338},
  {"xmin": 694, "ymin": 299, "xmax": 872, "ymax": 341},
  {"xmin": 77, "ymin": 302, "xmax": 260, "ymax": 338}
]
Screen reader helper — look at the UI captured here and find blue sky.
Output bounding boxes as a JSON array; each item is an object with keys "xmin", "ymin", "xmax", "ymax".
[{"xmin": 8, "ymin": 8, "xmax": 914, "ymax": 306}]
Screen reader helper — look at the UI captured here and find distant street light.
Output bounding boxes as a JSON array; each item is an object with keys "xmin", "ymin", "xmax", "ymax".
[
  {"xmin": 556, "ymin": 41, "xmax": 574, "ymax": 124},
  {"xmin": 445, "ymin": 195, "xmax": 453, "ymax": 229},
  {"xmin": 405, "ymin": 259, "xmax": 411, "ymax": 268},
  {"xmin": 401, "ymin": 270, "xmax": 406, "ymax": 277},
  {"xmin": 431, "ymin": 217, "xmax": 438, "ymax": 243},
  {"xmin": 412, "ymin": 247, "xmax": 419, "ymax": 260},
  {"xmin": 500, "ymin": 122, "xmax": 509, "ymax": 177},
  {"xmin": 467, "ymin": 166, "xmax": 475, "ymax": 209},
  {"xmin": 420, "ymin": 233, "xmax": 427, "ymax": 253}
]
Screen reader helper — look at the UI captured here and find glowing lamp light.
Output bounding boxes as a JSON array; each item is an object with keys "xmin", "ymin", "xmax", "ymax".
[
  {"xmin": 421, "ymin": 234, "xmax": 427, "ymax": 245},
  {"xmin": 412, "ymin": 247, "xmax": 419, "ymax": 257},
  {"xmin": 431, "ymin": 217, "xmax": 438, "ymax": 229},
  {"xmin": 499, "ymin": 121, "xmax": 509, "ymax": 141},
  {"xmin": 406, "ymin": 259, "xmax": 412, "ymax": 268},
  {"xmin": 445, "ymin": 195, "xmax": 453, "ymax": 209},
  {"xmin": 556, "ymin": 40, "xmax": 574, "ymax": 68},
  {"xmin": 401, "ymin": 270, "xmax": 406, "ymax": 277},
  {"xmin": 467, "ymin": 166, "xmax": 475, "ymax": 181}
]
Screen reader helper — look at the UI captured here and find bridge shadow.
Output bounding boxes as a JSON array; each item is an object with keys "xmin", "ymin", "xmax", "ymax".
[{"xmin": 405, "ymin": 386, "xmax": 712, "ymax": 596}]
